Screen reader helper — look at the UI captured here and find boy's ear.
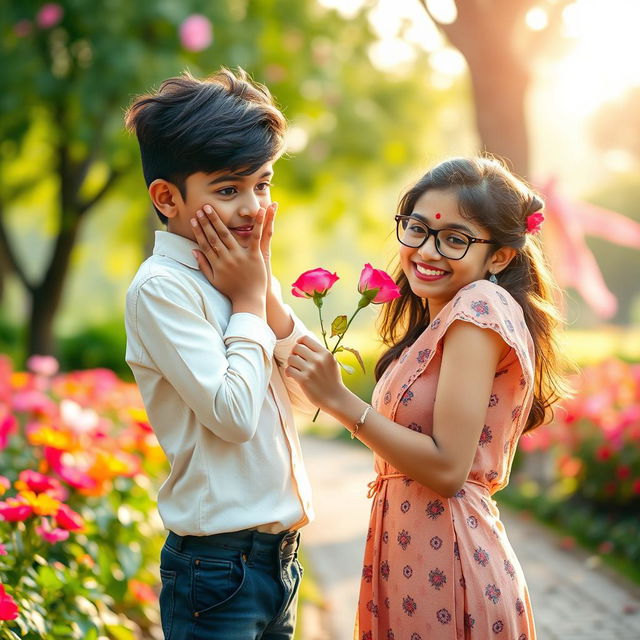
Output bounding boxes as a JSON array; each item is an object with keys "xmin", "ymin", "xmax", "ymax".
[
  {"xmin": 489, "ymin": 246, "xmax": 517, "ymax": 275},
  {"xmin": 148, "ymin": 179, "xmax": 183, "ymax": 220}
]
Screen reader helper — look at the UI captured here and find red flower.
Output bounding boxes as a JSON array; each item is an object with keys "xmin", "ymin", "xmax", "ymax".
[
  {"xmin": 0, "ymin": 497, "xmax": 33, "ymax": 522},
  {"xmin": 55, "ymin": 504, "xmax": 84, "ymax": 531},
  {"xmin": 616, "ymin": 465, "xmax": 631, "ymax": 480},
  {"xmin": 595, "ymin": 444, "xmax": 613, "ymax": 462},
  {"xmin": 0, "ymin": 584, "xmax": 19, "ymax": 620}
]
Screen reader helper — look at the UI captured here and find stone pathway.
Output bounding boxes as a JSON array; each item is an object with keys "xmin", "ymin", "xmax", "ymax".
[{"xmin": 299, "ymin": 434, "xmax": 640, "ymax": 640}]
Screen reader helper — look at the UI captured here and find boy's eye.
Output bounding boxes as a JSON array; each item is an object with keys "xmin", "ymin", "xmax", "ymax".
[
  {"xmin": 256, "ymin": 182, "xmax": 272, "ymax": 192},
  {"xmin": 217, "ymin": 187, "xmax": 237, "ymax": 196}
]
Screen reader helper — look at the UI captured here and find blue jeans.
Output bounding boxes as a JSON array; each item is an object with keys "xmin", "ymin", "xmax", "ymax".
[{"xmin": 159, "ymin": 529, "xmax": 302, "ymax": 640}]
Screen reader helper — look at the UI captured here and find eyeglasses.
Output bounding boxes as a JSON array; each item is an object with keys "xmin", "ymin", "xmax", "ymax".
[{"xmin": 395, "ymin": 214, "xmax": 498, "ymax": 260}]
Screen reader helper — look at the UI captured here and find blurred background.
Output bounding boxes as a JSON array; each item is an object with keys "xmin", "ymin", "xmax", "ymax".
[{"xmin": 1, "ymin": 1, "xmax": 639, "ymax": 638}]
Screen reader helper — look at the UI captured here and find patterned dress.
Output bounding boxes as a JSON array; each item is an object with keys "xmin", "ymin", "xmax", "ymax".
[{"xmin": 355, "ymin": 280, "xmax": 537, "ymax": 640}]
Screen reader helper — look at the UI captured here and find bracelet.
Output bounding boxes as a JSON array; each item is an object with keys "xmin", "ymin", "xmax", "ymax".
[{"xmin": 352, "ymin": 405, "xmax": 371, "ymax": 439}]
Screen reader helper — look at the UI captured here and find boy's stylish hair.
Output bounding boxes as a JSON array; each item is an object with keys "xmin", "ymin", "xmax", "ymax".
[
  {"xmin": 376, "ymin": 156, "xmax": 571, "ymax": 433},
  {"xmin": 125, "ymin": 68, "xmax": 287, "ymax": 224}
]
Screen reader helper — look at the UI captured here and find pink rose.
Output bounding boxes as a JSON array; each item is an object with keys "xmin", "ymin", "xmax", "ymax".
[
  {"xmin": 0, "ymin": 584, "xmax": 19, "ymax": 621},
  {"xmin": 526, "ymin": 212, "xmax": 544, "ymax": 234},
  {"xmin": 358, "ymin": 263, "xmax": 401, "ymax": 304},
  {"xmin": 55, "ymin": 503, "xmax": 84, "ymax": 531},
  {"xmin": 179, "ymin": 15, "xmax": 213, "ymax": 52},
  {"xmin": 36, "ymin": 3, "xmax": 63, "ymax": 29},
  {"xmin": 291, "ymin": 268, "xmax": 339, "ymax": 299},
  {"xmin": 26, "ymin": 355, "xmax": 59, "ymax": 377}
]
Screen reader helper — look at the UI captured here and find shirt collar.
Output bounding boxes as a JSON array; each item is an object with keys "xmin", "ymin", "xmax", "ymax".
[{"xmin": 152, "ymin": 230, "xmax": 199, "ymax": 270}]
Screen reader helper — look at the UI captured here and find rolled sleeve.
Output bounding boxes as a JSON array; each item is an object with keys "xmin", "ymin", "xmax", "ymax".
[{"xmin": 133, "ymin": 276, "xmax": 274, "ymax": 443}]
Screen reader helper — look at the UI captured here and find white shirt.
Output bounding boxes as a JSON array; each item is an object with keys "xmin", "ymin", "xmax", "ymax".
[{"xmin": 125, "ymin": 230, "xmax": 314, "ymax": 536}]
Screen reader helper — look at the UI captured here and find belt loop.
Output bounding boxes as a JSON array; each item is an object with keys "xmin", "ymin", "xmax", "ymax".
[{"xmin": 247, "ymin": 529, "xmax": 259, "ymax": 563}]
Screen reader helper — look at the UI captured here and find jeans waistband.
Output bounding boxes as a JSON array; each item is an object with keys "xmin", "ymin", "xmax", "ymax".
[{"xmin": 167, "ymin": 528, "xmax": 299, "ymax": 558}]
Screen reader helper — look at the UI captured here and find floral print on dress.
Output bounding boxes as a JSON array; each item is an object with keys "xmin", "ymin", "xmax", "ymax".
[
  {"xmin": 397, "ymin": 529, "xmax": 411, "ymax": 550},
  {"xmin": 429, "ymin": 568, "xmax": 447, "ymax": 590},
  {"xmin": 355, "ymin": 280, "xmax": 536, "ymax": 640},
  {"xmin": 400, "ymin": 389, "xmax": 414, "ymax": 406},
  {"xmin": 426, "ymin": 499, "xmax": 445, "ymax": 519},
  {"xmin": 471, "ymin": 299, "xmax": 490, "ymax": 316},
  {"xmin": 402, "ymin": 596, "xmax": 417, "ymax": 616},
  {"xmin": 362, "ymin": 565, "xmax": 373, "ymax": 583},
  {"xmin": 479, "ymin": 425, "xmax": 493, "ymax": 446},
  {"xmin": 485, "ymin": 584, "xmax": 502, "ymax": 604},
  {"xmin": 493, "ymin": 620, "xmax": 504, "ymax": 633}
]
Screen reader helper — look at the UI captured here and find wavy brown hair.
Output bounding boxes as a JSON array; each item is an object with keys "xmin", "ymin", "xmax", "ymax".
[{"xmin": 375, "ymin": 157, "xmax": 571, "ymax": 432}]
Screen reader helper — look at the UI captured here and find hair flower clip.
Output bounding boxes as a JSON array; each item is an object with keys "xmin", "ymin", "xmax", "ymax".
[{"xmin": 526, "ymin": 211, "xmax": 544, "ymax": 234}]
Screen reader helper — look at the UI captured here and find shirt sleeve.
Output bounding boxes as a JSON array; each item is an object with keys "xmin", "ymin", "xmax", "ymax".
[
  {"xmin": 270, "ymin": 277, "xmax": 319, "ymax": 416},
  {"xmin": 131, "ymin": 274, "xmax": 276, "ymax": 443}
]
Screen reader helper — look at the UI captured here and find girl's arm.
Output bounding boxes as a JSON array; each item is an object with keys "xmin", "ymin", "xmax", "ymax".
[{"xmin": 287, "ymin": 321, "xmax": 506, "ymax": 497}]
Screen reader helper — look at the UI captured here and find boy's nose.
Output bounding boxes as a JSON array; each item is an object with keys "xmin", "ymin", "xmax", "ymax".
[{"xmin": 238, "ymin": 193, "xmax": 261, "ymax": 217}]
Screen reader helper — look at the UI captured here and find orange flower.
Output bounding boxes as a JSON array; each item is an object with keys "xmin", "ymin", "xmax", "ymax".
[
  {"xmin": 129, "ymin": 579, "xmax": 157, "ymax": 605},
  {"xmin": 18, "ymin": 490, "xmax": 61, "ymax": 517}
]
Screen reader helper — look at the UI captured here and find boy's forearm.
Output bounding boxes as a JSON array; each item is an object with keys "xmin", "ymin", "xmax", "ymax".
[{"xmin": 266, "ymin": 290, "xmax": 294, "ymax": 339}]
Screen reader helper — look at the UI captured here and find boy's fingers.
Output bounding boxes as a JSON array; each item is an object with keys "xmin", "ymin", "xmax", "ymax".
[
  {"xmin": 192, "ymin": 250, "xmax": 214, "ymax": 281},
  {"xmin": 249, "ymin": 208, "xmax": 266, "ymax": 251},
  {"xmin": 260, "ymin": 203, "xmax": 277, "ymax": 253},
  {"xmin": 192, "ymin": 212, "xmax": 219, "ymax": 254},
  {"xmin": 203, "ymin": 204, "xmax": 237, "ymax": 250}
]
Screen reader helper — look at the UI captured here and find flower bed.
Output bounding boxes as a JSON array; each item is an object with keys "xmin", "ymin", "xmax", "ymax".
[
  {"xmin": 504, "ymin": 359, "xmax": 640, "ymax": 575},
  {"xmin": 0, "ymin": 355, "xmax": 166, "ymax": 639}
]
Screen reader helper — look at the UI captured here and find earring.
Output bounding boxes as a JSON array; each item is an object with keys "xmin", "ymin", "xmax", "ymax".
[{"xmin": 489, "ymin": 273, "xmax": 498, "ymax": 284}]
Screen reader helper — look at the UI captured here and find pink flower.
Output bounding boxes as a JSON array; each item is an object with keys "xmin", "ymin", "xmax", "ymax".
[
  {"xmin": 0, "ymin": 584, "xmax": 19, "ymax": 621},
  {"xmin": 358, "ymin": 263, "xmax": 401, "ymax": 304},
  {"xmin": 26, "ymin": 355, "xmax": 59, "ymax": 377},
  {"xmin": 0, "ymin": 544, "xmax": 7, "ymax": 556},
  {"xmin": 15, "ymin": 470, "xmax": 67, "ymax": 500},
  {"xmin": 291, "ymin": 268, "xmax": 339, "ymax": 299},
  {"xmin": 526, "ymin": 212, "xmax": 544, "ymax": 234},
  {"xmin": 0, "ymin": 413, "xmax": 16, "ymax": 451},
  {"xmin": 36, "ymin": 3, "xmax": 63, "ymax": 29},
  {"xmin": 179, "ymin": 15, "xmax": 213, "ymax": 52},
  {"xmin": 55, "ymin": 503, "xmax": 84, "ymax": 531},
  {"xmin": 36, "ymin": 518, "xmax": 70, "ymax": 544},
  {"xmin": 0, "ymin": 497, "xmax": 33, "ymax": 522}
]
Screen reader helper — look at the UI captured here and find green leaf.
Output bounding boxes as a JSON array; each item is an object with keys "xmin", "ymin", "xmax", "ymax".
[
  {"xmin": 340, "ymin": 346, "xmax": 366, "ymax": 374},
  {"xmin": 338, "ymin": 361, "xmax": 355, "ymax": 375},
  {"xmin": 330, "ymin": 315, "xmax": 348, "ymax": 337},
  {"xmin": 106, "ymin": 624, "xmax": 136, "ymax": 640}
]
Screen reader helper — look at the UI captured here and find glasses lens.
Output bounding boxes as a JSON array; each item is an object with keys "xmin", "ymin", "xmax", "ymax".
[
  {"xmin": 436, "ymin": 230, "xmax": 470, "ymax": 259},
  {"xmin": 397, "ymin": 217, "xmax": 427, "ymax": 248}
]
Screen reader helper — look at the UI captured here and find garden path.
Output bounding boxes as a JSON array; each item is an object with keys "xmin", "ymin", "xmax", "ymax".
[{"xmin": 299, "ymin": 434, "xmax": 640, "ymax": 640}]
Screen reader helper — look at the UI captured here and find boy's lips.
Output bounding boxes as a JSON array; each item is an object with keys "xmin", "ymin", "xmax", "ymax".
[{"xmin": 230, "ymin": 225, "xmax": 254, "ymax": 235}]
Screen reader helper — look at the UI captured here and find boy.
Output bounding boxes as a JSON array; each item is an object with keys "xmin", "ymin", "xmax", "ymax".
[{"xmin": 124, "ymin": 68, "xmax": 314, "ymax": 639}]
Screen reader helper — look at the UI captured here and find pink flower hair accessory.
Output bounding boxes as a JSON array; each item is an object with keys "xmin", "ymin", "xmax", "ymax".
[{"xmin": 526, "ymin": 211, "xmax": 545, "ymax": 234}]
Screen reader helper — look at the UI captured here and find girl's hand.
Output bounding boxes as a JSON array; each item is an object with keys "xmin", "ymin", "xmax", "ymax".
[
  {"xmin": 285, "ymin": 335, "xmax": 346, "ymax": 410},
  {"xmin": 191, "ymin": 205, "xmax": 267, "ymax": 316}
]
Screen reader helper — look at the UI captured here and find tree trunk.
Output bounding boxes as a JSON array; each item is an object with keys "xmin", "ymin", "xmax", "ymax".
[
  {"xmin": 465, "ymin": 54, "xmax": 530, "ymax": 178},
  {"xmin": 27, "ymin": 216, "xmax": 80, "ymax": 356}
]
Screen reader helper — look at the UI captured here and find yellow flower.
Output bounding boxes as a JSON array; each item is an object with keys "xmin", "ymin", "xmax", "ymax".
[
  {"xmin": 28, "ymin": 425, "xmax": 73, "ymax": 450},
  {"xmin": 18, "ymin": 490, "xmax": 61, "ymax": 516}
]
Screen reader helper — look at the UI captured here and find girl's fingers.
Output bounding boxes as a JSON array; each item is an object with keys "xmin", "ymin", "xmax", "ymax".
[
  {"xmin": 296, "ymin": 335, "xmax": 325, "ymax": 353},
  {"xmin": 291, "ymin": 343, "xmax": 317, "ymax": 361},
  {"xmin": 203, "ymin": 204, "xmax": 237, "ymax": 250}
]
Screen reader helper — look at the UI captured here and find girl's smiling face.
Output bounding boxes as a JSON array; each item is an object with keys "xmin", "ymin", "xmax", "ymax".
[{"xmin": 399, "ymin": 188, "xmax": 497, "ymax": 318}]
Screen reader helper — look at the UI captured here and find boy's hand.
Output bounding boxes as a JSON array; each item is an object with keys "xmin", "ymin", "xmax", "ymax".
[
  {"xmin": 260, "ymin": 202, "xmax": 277, "ymax": 289},
  {"xmin": 191, "ymin": 205, "xmax": 267, "ymax": 318}
]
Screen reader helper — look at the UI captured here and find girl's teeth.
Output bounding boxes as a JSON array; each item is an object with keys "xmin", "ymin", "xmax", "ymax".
[{"xmin": 416, "ymin": 265, "xmax": 445, "ymax": 276}]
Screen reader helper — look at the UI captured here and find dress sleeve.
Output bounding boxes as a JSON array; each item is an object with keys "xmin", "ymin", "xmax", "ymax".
[{"xmin": 437, "ymin": 280, "xmax": 535, "ymax": 388}]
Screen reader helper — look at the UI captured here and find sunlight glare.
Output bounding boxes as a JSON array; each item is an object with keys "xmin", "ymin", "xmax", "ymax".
[{"xmin": 526, "ymin": 7, "xmax": 549, "ymax": 31}]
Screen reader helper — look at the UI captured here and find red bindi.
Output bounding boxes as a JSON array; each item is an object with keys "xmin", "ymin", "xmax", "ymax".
[{"xmin": 435, "ymin": 212, "xmax": 441, "ymax": 219}]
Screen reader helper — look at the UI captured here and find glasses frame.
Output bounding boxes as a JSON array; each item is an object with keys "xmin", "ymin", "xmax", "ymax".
[{"xmin": 394, "ymin": 214, "xmax": 498, "ymax": 260}]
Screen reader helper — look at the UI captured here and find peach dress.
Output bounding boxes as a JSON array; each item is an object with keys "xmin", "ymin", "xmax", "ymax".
[{"xmin": 355, "ymin": 280, "xmax": 537, "ymax": 640}]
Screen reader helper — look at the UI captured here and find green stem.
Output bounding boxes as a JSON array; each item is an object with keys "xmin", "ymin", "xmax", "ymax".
[
  {"xmin": 311, "ymin": 305, "xmax": 365, "ymax": 423},
  {"xmin": 317, "ymin": 305, "xmax": 329, "ymax": 350}
]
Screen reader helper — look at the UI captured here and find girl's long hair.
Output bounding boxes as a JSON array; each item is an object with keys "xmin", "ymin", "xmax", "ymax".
[{"xmin": 375, "ymin": 157, "xmax": 571, "ymax": 432}]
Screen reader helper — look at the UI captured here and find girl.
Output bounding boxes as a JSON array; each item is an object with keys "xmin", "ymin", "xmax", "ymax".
[{"xmin": 286, "ymin": 157, "xmax": 569, "ymax": 639}]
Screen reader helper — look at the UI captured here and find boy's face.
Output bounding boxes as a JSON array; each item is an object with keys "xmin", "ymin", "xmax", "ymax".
[{"xmin": 168, "ymin": 161, "xmax": 274, "ymax": 242}]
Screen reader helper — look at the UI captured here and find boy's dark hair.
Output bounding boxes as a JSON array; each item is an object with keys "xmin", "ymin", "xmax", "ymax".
[{"xmin": 125, "ymin": 68, "xmax": 287, "ymax": 224}]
